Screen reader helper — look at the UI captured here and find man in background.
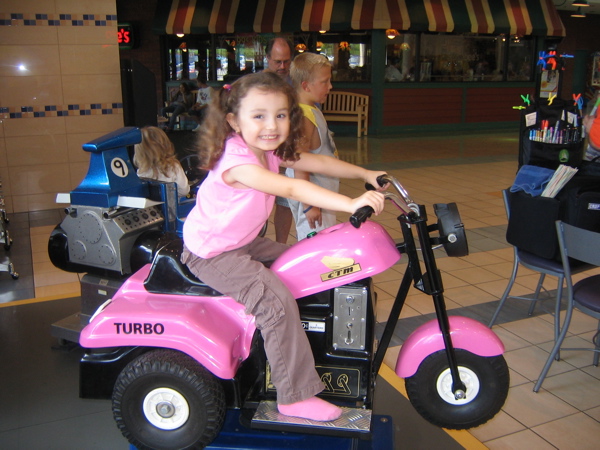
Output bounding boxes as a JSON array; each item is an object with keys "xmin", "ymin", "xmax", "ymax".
[{"xmin": 265, "ymin": 37, "xmax": 295, "ymax": 243}]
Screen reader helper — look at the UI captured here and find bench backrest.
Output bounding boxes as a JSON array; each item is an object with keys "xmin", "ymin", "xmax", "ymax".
[{"xmin": 322, "ymin": 91, "xmax": 369, "ymax": 114}]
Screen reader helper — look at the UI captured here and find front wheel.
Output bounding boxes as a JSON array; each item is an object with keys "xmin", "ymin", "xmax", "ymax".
[
  {"xmin": 405, "ymin": 349, "xmax": 509, "ymax": 429},
  {"xmin": 112, "ymin": 349, "xmax": 226, "ymax": 450}
]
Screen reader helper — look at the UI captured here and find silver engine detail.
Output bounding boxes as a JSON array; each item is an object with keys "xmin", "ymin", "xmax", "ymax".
[{"xmin": 60, "ymin": 205, "xmax": 163, "ymax": 275}]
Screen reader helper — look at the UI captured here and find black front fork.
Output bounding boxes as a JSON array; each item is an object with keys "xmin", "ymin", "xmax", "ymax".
[{"xmin": 373, "ymin": 208, "xmax": 467, "ymax": 399}]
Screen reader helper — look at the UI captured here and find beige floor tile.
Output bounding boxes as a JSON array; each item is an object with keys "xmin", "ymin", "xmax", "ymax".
[
  {"xmin": 499, "ymin": 316, "xmax": 557, "ymax": 346},
  {"xmin": 469, "ymin": 410, "xmax": 526, "ymax": 443},
  {"xmin": 538, "ymin": 369, "xmax": 600, "ymax": 411},
  {"xmin": 435, "ymin": 256, "xmax": 476, "ymax": 271},
  {"xmin": 34, "ymin": 270, "xmax": 79, "ymax": 287},
  {"xmin": 532, "ymin": 412, "xmax": 600, "ymax": 450},
  {"xmin": 30, "ymin": 225, "xmax": 56, "ymax": 236},
  {"xmin": 443, "ymin": 284, "xmax": 498, "ymax": 307},
  {"xmin": 507, "ymin": 367, "xmax": 530, "ymax": 387},
  {"xmin": 491, "ymin": 327, "xmax": 534, "ymax": 352},
  {"xmin": 581, "ymin": 365, "xmax": 600, "ymax": 381},
  {"xmin": 450, "ymin": 266, "xmax": 504, "ymax": 285},
  {"xmin": 35, "ymin": 282, "xmax": 81, "ymax": 298},
  {"xmin": 485, "ymin": 429, "xmax": 555, "ymax": 449},
  {"xmin": 383, "ymin": 346, "xmax": 401, "ymax": 370},
  {"xmin": 501, "ymin": 383, "xmax": 578, "ymax": 428},
  {"xmin": 505, "ymin": 345, "xmax": 576, "ymax": 381},
  {"xmin": 586, "ymin": 405, "xmax": 600, "ymax": 422}
]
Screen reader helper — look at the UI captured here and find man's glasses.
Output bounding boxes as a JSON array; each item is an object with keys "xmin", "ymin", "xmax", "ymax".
[{"xmin": 269, "ymin": 58, "xmax": 291, "ymax": 67}]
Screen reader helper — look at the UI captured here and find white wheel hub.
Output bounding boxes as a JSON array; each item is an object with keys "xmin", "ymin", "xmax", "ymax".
[
  {"xmin": 143, "ymin": 387, "xmax": 190, "ymax": 430},
  {"xmin": 436, "ymin": 366, "xmax": 480, "ymax": 405}
]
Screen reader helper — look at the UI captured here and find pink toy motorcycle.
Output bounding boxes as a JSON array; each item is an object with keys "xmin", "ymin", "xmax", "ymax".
[{"xmin": 78, "ymin": 174, "xmax": 509, "ymax": 449}]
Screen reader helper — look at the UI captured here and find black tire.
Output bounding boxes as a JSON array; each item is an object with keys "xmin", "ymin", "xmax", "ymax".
[
  {"xmin": 405, "ymin": 349, "xmax": 509, "ymax": 429},
  {"xmin": 112, "ymin": 349, "xmax": 226, "ymax": 450}
]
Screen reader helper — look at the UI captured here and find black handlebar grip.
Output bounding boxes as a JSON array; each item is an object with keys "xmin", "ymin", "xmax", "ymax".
[
  {"xmin": 365, "ymin": 174, "xmax": 389, "ymax": 191},
  {"xmin": 350, "ymin": 206, "xmax": 374, "ymax": 228}
]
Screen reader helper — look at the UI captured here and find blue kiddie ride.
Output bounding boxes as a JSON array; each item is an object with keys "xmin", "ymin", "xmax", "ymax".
[{"xmin": 49, "ymin": 127, "xmax": 200, "ymax": 340}]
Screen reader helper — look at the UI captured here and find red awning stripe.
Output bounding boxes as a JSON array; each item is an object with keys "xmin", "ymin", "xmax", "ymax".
[
  {"xmin": 539, "ymin": 0, "xmax": 565, "ymax": 37},
  {"xmin": 467, "ymin": 0, "xmax": 494, "ymax": 34},
  {"xmin": 504, "ymin": 0, "xmax": 532, "ymax": 36},
  {"xmin": 167, "ymin": 0, "xmax": 192, "ymax": 35},
  {"xmin": 386, "ymin": 0, "xmax": 411, "ymax": 30},
  {"xmin": 424, "ymin": 0, "xmax": 453, "ymax": 33}
]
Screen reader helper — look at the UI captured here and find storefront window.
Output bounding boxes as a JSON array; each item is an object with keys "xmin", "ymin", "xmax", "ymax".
[
  {"xmin": 386, "ymin": 33, "xmax": 534, "ymax": 83},
  {"xmin": 165, "ymin": 33, "xmax": 371, "ymax": 83}
]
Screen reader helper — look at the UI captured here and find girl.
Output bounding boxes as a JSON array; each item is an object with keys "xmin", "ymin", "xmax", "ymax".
[
  {"xmin": 181, "ymin": 71, "xmax": 386, "ymax": 422},
  {"xmin": 160, "ymin": 82, "xmax": 195, "ymax": 132},
  {"xmin": 133, "ymin": 126, "xmax": 190, "ymax": 198}
]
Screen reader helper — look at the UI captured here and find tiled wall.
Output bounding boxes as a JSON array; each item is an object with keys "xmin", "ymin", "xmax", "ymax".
[{"xmin": 0, "ymin": 0, "xmax": 123, "ymax": 213}]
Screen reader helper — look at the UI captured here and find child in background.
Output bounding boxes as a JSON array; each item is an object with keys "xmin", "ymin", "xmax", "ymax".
[
  {"xmin": 181, "ymin": 72, "xmax": 386, "ymax": 422},
  {"xmin": 160, "ymin": 82, "xmax": 195, "ymax": 132},
  {"xmin": 287, "ymin": 52, "xmax": 339, "ymax": 240},
  {"xmin": 133, "ymin": 126, "xmax": 190, "ymax": 198}
]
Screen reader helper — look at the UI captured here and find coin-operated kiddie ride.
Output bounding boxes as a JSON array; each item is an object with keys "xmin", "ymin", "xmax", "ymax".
[
  {"xmin": 49, "ymin": 127, "xmax": 198, "ymax": 342},
  {"xmin": 49, "ymin": 127, "xmax": 509, "ymax": 449}
]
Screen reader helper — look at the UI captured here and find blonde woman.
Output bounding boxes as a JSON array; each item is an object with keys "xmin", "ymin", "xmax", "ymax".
[{"xmin": 133, "ymin": 126, "xmax": 190, "ymax": 197}]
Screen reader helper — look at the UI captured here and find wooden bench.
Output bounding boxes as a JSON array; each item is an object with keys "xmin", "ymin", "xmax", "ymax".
[{"xmin": 322, "ymin": 91, "xmax": 369, "ymax": 137}]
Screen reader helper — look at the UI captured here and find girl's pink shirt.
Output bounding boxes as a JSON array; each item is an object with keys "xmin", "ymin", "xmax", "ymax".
[{"xmin": 183, "ymin": 134, "xmax": 282, "ymax": 258}]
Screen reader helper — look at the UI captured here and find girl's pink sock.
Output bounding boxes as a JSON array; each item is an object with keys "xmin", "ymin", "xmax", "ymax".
[{"xmin": 277, "ymin": 396, "xmax": 342, "ymax": 422}]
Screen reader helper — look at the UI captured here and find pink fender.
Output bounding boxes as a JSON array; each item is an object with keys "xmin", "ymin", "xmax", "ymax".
[
  {"xmin": 395, "ymin": 316, "xmax": 505, "ymax": 378},
  {"xmin": 79, "ymin": 265, "xmax": 256, "ymax": 380}
]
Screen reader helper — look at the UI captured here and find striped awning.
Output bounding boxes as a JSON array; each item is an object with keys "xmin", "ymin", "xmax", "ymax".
[{"xmin": 154, "ymin": 0, "xmax": 565, "ymax": 37}]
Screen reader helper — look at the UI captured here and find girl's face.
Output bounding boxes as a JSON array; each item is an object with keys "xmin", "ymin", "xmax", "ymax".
[{"xmin": 227, "ymin": 88, "xmax": 290, "ymax": 155}]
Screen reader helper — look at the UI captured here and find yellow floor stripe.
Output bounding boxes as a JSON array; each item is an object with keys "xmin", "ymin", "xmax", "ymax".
[
  {"xmin": 379, "ymin": 364, "xmax": 488, "ymax": 450},
  {"xmin": 0, "ymin": 293, "xmax": 79, "ymax": 309}
]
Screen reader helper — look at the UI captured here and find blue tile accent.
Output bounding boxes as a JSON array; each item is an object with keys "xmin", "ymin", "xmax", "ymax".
[
  {"xmin": 24, "ymin": 20, "xmax": 36, "ymax": 25},
  {"xmin": 0, "ymin": 107, "xmax": 8, "ymax": 113},
  {"xmin": 72, "ymin": 20, "xmax": 84, "ymax": 26},
  {"xmin": 68, "ymin": 105, "xmax": 79, "ymax": 110},
  {"xmin": 10, "ymin": 113, "xmax": 22, "ymax": 118},
  {"xmin": 11, "ymin": 14, "xmax": 24, "ymax": 20},
  {"xmin": 21, "ymin": 106, "xmax": 33, "ymax": 112},
  {"xmin": 57, "ymin": 111, "xmax": 68, "ymax": 116},
  {"xmin": 34, "ymin": 112, "xmax": 46, "ymax": 117},
  {"xmin": 91, "ymin": 104, "xmax": 102, "ymax": 109},
  {"xmin": 48, "ymin": 20, "xmax": 60, "ymax": 26},
  {"xmin": 45, "ymin": 105, "xmax": 57, "ymax": 111},
  {"xmin": 95, "ymin": 20, "xmax": 107, "ymax": 26},
  {"xmin": 59, "ymin": 14, "xmax": 71, "ymax": 20},
  {"xmin": 36, "ymin": 14, "xmax": 48, "ymax": 20}
]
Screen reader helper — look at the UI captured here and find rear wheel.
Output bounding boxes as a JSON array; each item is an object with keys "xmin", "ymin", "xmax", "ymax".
[
  {"xmin": 112, "ymin": 349, "xmax": 226, "ymax": 450},
  {"xmin": 405, "ymin": 349, "xmax": 509, "ymax": 429}
]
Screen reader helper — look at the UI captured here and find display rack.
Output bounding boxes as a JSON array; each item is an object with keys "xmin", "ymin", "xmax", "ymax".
[{"xmin": 0, "ymin": 180, "xmax": 18, "ymax": 279}]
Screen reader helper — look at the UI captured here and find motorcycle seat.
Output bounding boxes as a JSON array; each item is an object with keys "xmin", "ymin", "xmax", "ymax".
[{"xmin": 144, "ymin": 239, "xmax": 223, "ymax": 297}]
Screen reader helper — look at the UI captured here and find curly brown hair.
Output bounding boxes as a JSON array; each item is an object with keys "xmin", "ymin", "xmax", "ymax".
[{"xmin": 196, "ymin": 71, "xmax": 304, "ymax": 170}]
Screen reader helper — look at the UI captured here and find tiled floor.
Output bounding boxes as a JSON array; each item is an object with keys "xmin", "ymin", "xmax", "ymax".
[{"xmin": 2, "ymin": 129, "xmax": 600, "ymax": 448}]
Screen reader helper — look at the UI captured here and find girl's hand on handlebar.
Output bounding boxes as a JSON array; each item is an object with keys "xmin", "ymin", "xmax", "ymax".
[
  {"xmin": 351, "ymin": 191, "xmax": 385, "ymax": 215},
  {"xmin": 365, "ymin": 171, "xmax": 389, "ymax": 191}
]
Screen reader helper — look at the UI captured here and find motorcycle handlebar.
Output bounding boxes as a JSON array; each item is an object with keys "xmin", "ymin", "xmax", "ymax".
[
  {"xmin": 350, "ymin": 174, "xmax": 419, "ymax": 228},
  {"xmin": 350, "ymin": 206, "xmax": 374, "ymax": 228}
]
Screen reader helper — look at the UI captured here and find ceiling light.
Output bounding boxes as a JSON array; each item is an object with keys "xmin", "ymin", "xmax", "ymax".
[
  {"xmin": 386, "ymin": 29, "xmax": 400, "ymax": 39},
  {"xmin": 571, "ymin": 0, "xmax": 589, "ymax": 6},
  {"xmin": 571, "ymin": 6, "xmax": 587, "ymax": 17},
  {"xmin": 176, "ymin": 33, "xmax": 185, "ymax": 38}
]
